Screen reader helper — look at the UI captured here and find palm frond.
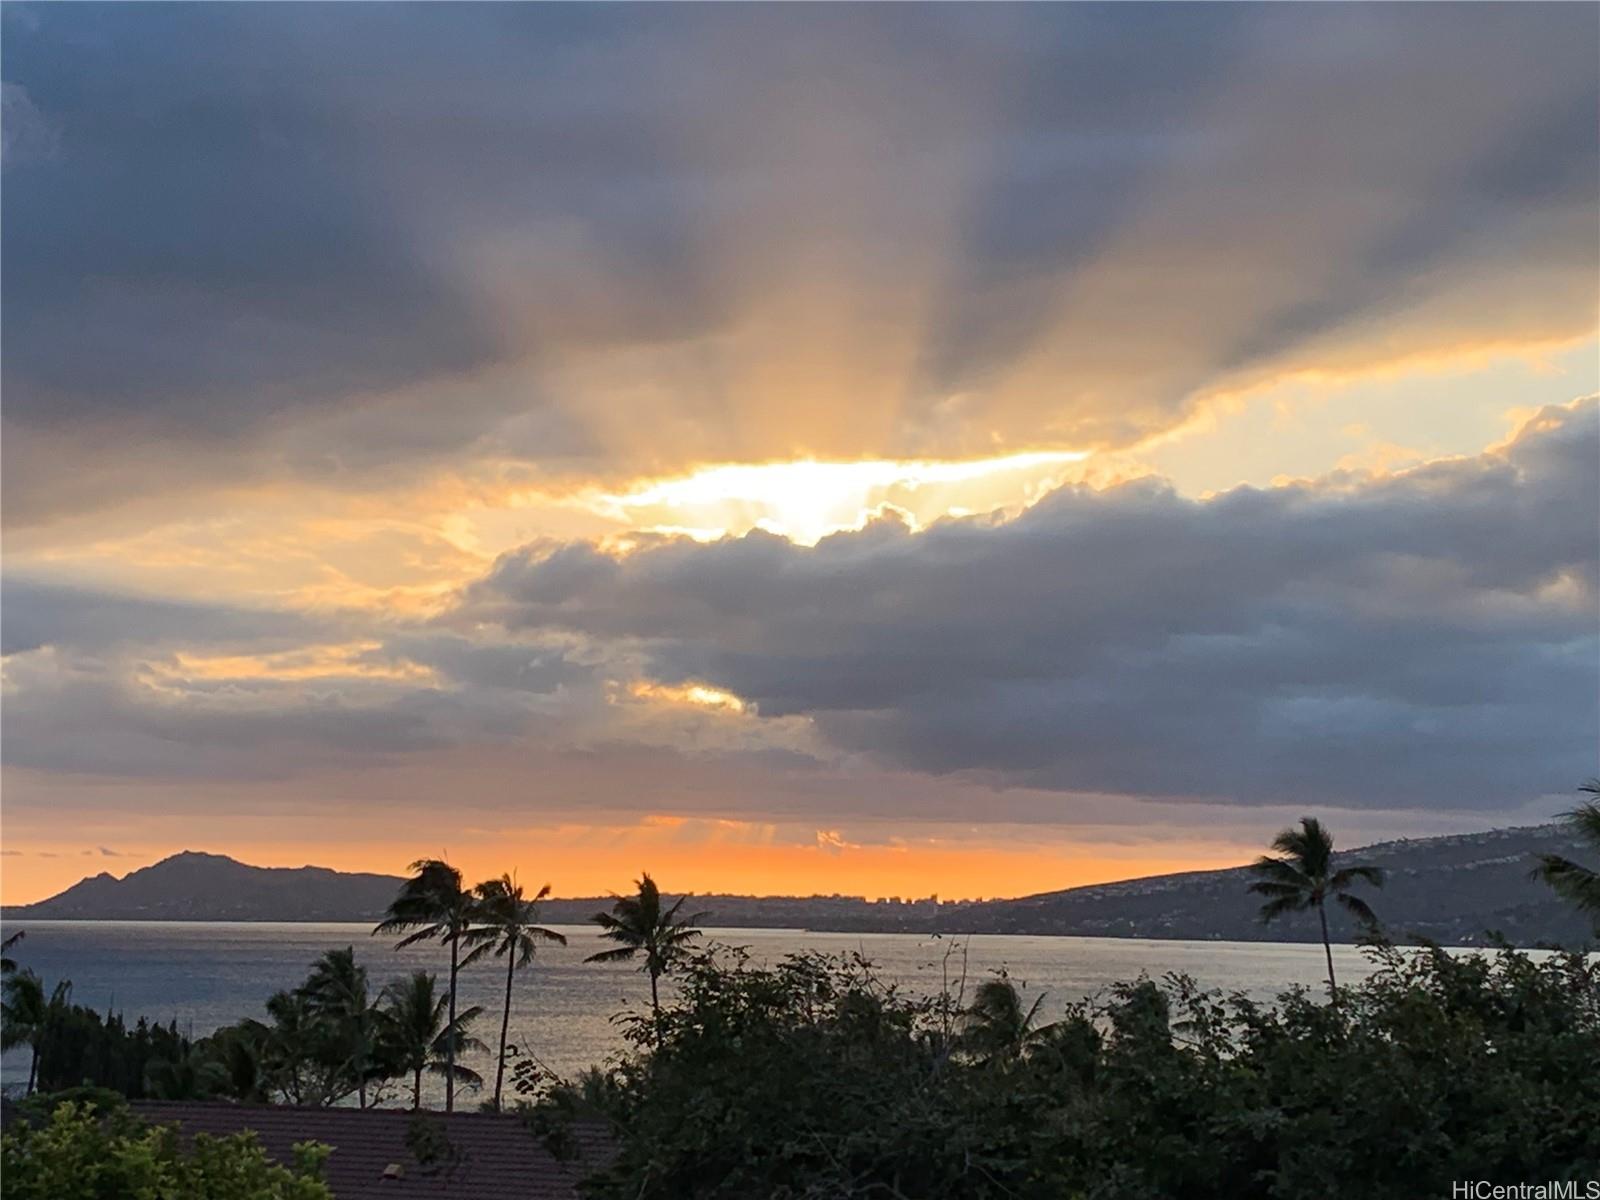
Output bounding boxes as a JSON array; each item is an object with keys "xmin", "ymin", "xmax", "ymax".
[
  {"xmin": 1335, "ymin": 892, "xmax": 1379, "ymax": 927},
  {"xmin": 584, "ymin": 946, "xmax": 639, "ymax": 964},
  {"xmin": 1534, "ymin": 853, "xmax": 1600, "ymax": 917},
  {"xmin": 1248, "ymin": 856, "xmax": 1310, "ymax": 888},
  {"xmin": 1330, "ymin": 865, "xmax": 1384, "ymax": 890},
  {"xmin": 1269, "ymin": 817, "xmax": 1333, "ymax": 875},
  {"xmin": 1561, "ymin": 799, "xmax": 1600, "ymax": 848},
  {"xmin": 1248, "ymin": 880, "xmax": 1307, "ymax": 899}
]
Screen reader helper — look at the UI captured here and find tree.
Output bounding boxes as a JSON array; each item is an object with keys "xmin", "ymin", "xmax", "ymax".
[
  {"xmin": 207, "ymin": 1022, "xmax": 273, "ymax": 1105},
  {"xmin": 144, "ymin": 1044, "xmax": 228, "ymax": 1101},
  {"xmin": 2, "ymin": 930, "xmax": 24, "ymax": 975},
  {"xmin": 374, "ymin": 859, "xmax": 480, "ymax": 1112},
  {"xmin": 2, "ymin": 970, "xmax": 72, "ymax": 1095},
  {"xmin": 468, "ymin": 875, "xmax": 568, "ymax": 1110},
  {"xmin": 256, "ymin": 991, "xmax": 333, "ymax": 1106},
  {"xmin": 1248, "ymin": 816, "xmax": 1383, "ymax": 999},
  {"xmin": 2, "ymin": 1101, "xmax": 332, "ymax": 1200},
  {"xmin": 298, "ymin": 947, "xmax": 384, "ymax": 1108},
  {"xmin": 587, "ymin": 874, "xmax": 706, "ymax": 1018},
  {"xmin": 562, "ymin": 943, "xmax": 1600, "ymax": 1200},
  {"xmin": 1532, "ymin": 780, "xmax": 1600, "ymax": 928},
  {"xmin": 958, "ymin": 975, "xmax": 1053, "ymax": 1064},
  {"xmin": 378, "ymin": 970, "xmax": 487, "ymax": 1110}
]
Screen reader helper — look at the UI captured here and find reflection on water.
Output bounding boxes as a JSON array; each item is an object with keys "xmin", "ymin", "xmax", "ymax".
[{"xmin": 0, "ymin": 921, "xmax": 1405, "ymax": 1104}]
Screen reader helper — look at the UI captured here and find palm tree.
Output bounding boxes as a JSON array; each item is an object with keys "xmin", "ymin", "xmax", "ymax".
[
  {"xmin": 299, "ymin": 946, "xmax": 384, "ymax": 1108},
  {"xmin": 2, "ymin": 970, "xmax": 71, "ymax": 1095},
  {"xmin": 586, "ymin": 873, "xmax": 706, "ymax": 1017},
  {"xmin": 374, "ymin": 859, "xmax": 480, "ymax": 1112},
  {"xmin": 145, "ymin": 1044, "xmax": 227, "ymax": 1100},
  {"xmin": 259, "ymin": 990, "xmax": 323, "ymax": 1105},
  {"xmin": 1248, "ymin": 817, "xmax": 1383, "ymax": 1001},
  {"xmin": 468, "ymin": 875, "xmax": 568, "ymax": 1110},
  {"xmin": 207, "ymin": 1022, "xmax": 272, "ymax": 1104},
  {"xmin": 959, "ymin": 976, "xmax": 1053, "ymax": 1063},
  {"xmin": 379, "ymin": 970, "xmax": 487, "ymax": 1110},
  {"xmin": 1532, "ymin": 780, "xmax": 1600, "ymax": 926},
  {"xmin": 2, "ymin": 931, "xmax": 24, "ymax": 975}
]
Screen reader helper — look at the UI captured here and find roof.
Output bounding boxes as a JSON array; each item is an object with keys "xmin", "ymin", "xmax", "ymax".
[{"xmin": 129, "ymin": 1101, "xmax": 611, "ymax": 1200}]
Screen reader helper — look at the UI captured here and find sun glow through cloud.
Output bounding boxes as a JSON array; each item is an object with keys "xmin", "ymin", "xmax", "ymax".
[
  {"xmin": 577, "ymin": 449, "xmax": 1092, "ymax": 545},
  {"xmin": 3, "ymin": 4, "xmax": 1596, "ymax": 911},
  {"xmin": 628, "ymin": 680, "xmax": 751, "ymax": 714}
]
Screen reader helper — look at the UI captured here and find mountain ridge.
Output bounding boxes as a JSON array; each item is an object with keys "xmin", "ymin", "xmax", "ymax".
[{"xmin": 4, "ymin": 824, "xmax": 1594, "ymax": 946}]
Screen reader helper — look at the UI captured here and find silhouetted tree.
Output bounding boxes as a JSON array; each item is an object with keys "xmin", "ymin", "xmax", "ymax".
[
  {"xmin": 2, "ymin": 970, "xmax": 71, "ymax": 1095},
  {"xmin": 1249, "ymin": 817, "xmax": 1382, "ymax": 999},
  {"xmin": 1, "ymin": 931, "xmax": 24, "ymax": 975},
  {"xmin": 144, "ymin": 1044, "xmax": 227, "ymax": 1100},
  {"xmin": 1532, "ymin": 780, "xmax": 1600, "ymax": 929},
  {"xmin": 468, "ymin": 875, "xmax": 567, "ymax": 1109},
  {"xmin": 959, "ymin": 975, "xmax": 1053, "ymax": 1063},
  {"xmin": 379, "ymin": 970, "xmax": 486, "ymax": 1110},
  {"xmin": 299, "ymin": 947, "xmax": 383, "ymax": 1108},
  {"xmin": 253, "ymin": 988, "xmax": 350, "ymax": 1107},
  {"xmin": 587, "ymin": 874, "xmax": 706, "ymax": 1018},
  {"xmin": 375, "ymin": 859, "xmax": 479, "ymax": 1111}
]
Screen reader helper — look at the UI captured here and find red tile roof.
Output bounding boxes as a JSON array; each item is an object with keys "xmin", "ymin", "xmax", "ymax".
[{"xmin": 130, "ymin": 1101, "xmax": 610, "ymax": 1200}]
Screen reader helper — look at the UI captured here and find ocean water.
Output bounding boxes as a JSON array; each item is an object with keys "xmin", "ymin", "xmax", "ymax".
[{"xmin": 0, "ymin": 921, "xmax": 1402, "ymax": 1104}]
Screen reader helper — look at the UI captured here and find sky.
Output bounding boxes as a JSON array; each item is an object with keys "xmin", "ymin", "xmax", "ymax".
[{"xmin": 3, "ymin": 4, "xmax": 1597, "ymax": 905}]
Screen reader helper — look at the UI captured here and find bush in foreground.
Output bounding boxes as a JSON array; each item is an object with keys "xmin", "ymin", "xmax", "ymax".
[
  {"xmin": 1, "ymin": 1100, "xmax": 332, "ymax": 1200},
  {"xmin": 538, "ymin": 942, "xmax": 1600, "ymax": 1199}
]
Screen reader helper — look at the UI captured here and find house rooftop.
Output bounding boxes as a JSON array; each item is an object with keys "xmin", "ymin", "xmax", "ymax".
[{"xmin": 130, "ymin": 1101, "xmax": 610, "ymax": 1200}]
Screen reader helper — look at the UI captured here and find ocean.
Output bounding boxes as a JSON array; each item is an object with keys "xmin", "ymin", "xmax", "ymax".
[{"xmin": 1, "ymin": 921, "xmax": 1403, "ymax": 1104}]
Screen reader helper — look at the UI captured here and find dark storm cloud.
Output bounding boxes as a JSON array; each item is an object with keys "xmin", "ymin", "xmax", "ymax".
[
  {"xmin": 0, "ymin": 632, "xmax": 546, "ymax": 780},
  {"xmin": 364, "ymin": 632, "xmax": 593, "ymax": 695},
  {"xmin": 3, "ymin": 4, "xmax": 1596, "ymax": 520},
  {"xmin": 0, "ymin": 583, "xmax": 583, "ymax": 780},
  {"xmin": 465, "ymin": 401, "xmax": 1600, "ymax": 809},
  {"xmin": 0, "ymin": 577, "xmax": 326, "ymax": 657}
]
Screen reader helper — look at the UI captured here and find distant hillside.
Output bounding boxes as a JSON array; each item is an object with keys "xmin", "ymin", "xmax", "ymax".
[
  {"xmin": 948, "ymin": 824, "xmax": 1596, "ymax": 947},
  {"xmin": 2, "ymin": 851, "xmax": 406, "ymax": 922},
  {"xmin": 3, "ymin": 825, "xmax": 1594, "ymax": 946}
]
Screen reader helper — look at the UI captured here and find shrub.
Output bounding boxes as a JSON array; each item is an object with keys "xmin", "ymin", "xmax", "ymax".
[
  {"xmin": 558, "ymin": 943, "xmax": 1600, "ymax": 1199},
  {"xmin": 1, "ymin": 1099, "xmax": 333, "ymax": 1200}
]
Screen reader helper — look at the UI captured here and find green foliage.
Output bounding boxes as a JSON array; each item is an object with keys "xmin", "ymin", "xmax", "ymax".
[
  {"xmin": 3, "ymin": 977, "xmax": 197, "ymax": 1099},
  {"xmin": 1533, "ymin": 780, "xmax": 1600, "ymax": 927},
  {"xmin": 377, "ymin": 968, "xmax": 487, "ymax": 1109},
  {"xmin": 559, "ymin": 941, "xmax": 1600, "ymax": 1199},
  {"xmin": 586, "ymin": 873, "xmax": 706, "ymax": 1016},
  {"xmin": 0, "ymin": 1101, "xmax": 332, "ymax": 1200},
  {"xmin": 1249, "ymin": 817, "xmax": 1384, "ymax": 998},
  {"xmin": 198, "ymin": 953, "xmax": 487, "ymax": 1108},
  {"xmin": 468, "ymin": 874, "xmax": 567, "ymax": 1109},
  {"xmin": 373, "ymin": 858, "xmax": 480, "ymax": 1111}
]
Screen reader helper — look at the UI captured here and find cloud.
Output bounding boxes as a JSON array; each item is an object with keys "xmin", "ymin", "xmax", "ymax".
[
  {"xmin": 3, "ymin": 5, "xmax": 1595, "ymax": 523},
  {"xmin": 3, "ymin": 403, "xmax": 1593, "ymax": 821},
  {"xmin": 0, "ymin": 578, "xmax": 328, "ymax": 657},
  {"xmin": 464, "ymin": 400, "xmax": 1600, "ymax": 810},
  {"xmin": 0, "ymin": 82, "xmax": 59, "ymax": 163}
]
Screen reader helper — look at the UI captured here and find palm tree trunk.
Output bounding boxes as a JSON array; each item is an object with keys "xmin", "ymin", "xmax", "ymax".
[
  {"xmin": 26, "ymin": 1039, "xmax": 38, "ymax": 1095},
  {"xmin": 1318, "ymin": 901, "xmax": 1338, "ymax": 1001},
  {"xmin": 649, "ymin": 965, "xmax": 660, "ymax": 1019},
  {"xmin": 446, "ymin": 938, "xmax": 459, "ymax": 1113},
  {"xmin": 495, "ymin": 954, "xmax": 514, "ymax": 1111},
  {"xmin": 413, "ymin": 1066, "xmax": 422, "ymax": 1111}
]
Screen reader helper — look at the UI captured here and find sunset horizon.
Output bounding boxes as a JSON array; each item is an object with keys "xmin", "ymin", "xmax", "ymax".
[
  {"xmin": 4, "ymin": 6, "xmax": 1598, "ymax": 1188},
  {"xmin": 4, "ymin": 4, "xmax": 1597, "ymax": 919}
]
